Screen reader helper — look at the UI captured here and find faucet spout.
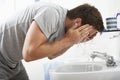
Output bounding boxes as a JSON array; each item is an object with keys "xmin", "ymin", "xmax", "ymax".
[{"xmin": 90, "ymin": 51, "xmax": 116, "ymax": 67}]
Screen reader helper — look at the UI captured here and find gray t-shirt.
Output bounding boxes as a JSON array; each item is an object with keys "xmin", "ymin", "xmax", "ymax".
[{"xmin": 0, "ymin": 2, "xmax": 67, "ymax": 67}]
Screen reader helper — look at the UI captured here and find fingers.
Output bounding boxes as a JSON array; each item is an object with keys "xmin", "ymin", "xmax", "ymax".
[
  {"xmin": 77, "ymin": 24, "xmax": 91, "ymax": 31},
  {"xmin": 67, "ymin": 23, "xmax": 98, "ymax": 44},
  {"xmin": 70, "ymin": 23, "xmax": 93, "ymax": 33},
  {"xmin": 78, "ymin": 31, "xmax": 90, "ymax": 43},
  {"xmin": 71, "ymin": 23, "xmax": 90, "ymax": 30},
  {"xmin": 88, "ymin": 31, "xmax": 97, "ymax": 39},
  {"xmin": 77, "ymin": 26, "xmax": 98, "ymax": 43},
  {"xmin": 82, "ymin": 30, "xmax": 97, "ymax": 42}
]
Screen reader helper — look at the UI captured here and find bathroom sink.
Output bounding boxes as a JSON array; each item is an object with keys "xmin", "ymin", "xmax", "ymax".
[
  {"xmin": 49, "ymin": 62, "xmax": 120, "ymax": 80},
  {"xmin": 55, "ymin": 63, "xmax": 103, "ymax": 72}
]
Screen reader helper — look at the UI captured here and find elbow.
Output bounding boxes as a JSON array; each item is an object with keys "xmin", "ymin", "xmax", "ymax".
[
  {"xmin": 22, "ymin": 52, "xmax": 32, "ymax": 62},
  {"xmin": 22, "ymin": 47, "xmax": 34, "ymax": 62},
  {"xmin": 23, "ymin": 55, "xmax": 31, "ymax": 62},
  {"xmin": 22, "ymin": 44, "xmax": 47, "ymax": 62}
]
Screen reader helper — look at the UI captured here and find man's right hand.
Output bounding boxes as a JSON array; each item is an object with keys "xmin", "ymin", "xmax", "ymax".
[{"xmin": 64, "ymin": 23, "xmax": 96, "ymax": 44}]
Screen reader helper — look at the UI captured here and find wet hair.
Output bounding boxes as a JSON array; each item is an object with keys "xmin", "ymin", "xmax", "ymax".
[{"xmin": 67, "ymin": 3, "xmax": 104, "ymax": 32}]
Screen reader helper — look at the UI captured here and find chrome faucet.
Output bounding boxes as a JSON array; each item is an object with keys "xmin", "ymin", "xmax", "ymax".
[{"xmin": 90, "ymin": 51, "xmax": 116, "ymax": 67}]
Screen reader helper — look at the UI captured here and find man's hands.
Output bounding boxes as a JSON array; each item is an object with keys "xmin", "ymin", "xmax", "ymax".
[
  {"xmin": 64, "ymin": 23, "xmax": 98, "ymax": 45},
  {"xmin": 48, "ymin": 23, "xmax": 98, "ymax": 60}
]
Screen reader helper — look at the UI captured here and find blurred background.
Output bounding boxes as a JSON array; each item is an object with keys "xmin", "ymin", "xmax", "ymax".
[{"xmin": 0, "ymin": 0, "xmax": 120, "ymax": 80}]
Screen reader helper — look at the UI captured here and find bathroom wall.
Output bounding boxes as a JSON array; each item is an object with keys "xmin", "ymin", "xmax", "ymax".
[{"xmin": 0, "ymin": 0, "xmax": 120, "ymax": 80}]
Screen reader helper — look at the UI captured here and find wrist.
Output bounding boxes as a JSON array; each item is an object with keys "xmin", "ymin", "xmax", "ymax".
[{"xmin": 62, "ymin": 36, "xmax": 74, "ymax": 47}]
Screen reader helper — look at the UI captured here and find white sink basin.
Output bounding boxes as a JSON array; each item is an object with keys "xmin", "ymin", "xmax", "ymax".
[{"xmin": 49, "ymin": 62, "xmax": 120, "ymax": 80}]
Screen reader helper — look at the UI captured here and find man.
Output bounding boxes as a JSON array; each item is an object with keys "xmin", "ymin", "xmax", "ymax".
[{"xmin": 0, "ymin": 2, "xmax": 104, "ymax": 80}]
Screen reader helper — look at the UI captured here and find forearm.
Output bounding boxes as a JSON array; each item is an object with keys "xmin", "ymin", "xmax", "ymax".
[
  {"xmin": 23, "ymin": 21, "xmax": 94, "ymax": 62},
  {"xmin": 48, "ymin": 46, "xmax": 70, "ymax": 59},
  {"xmin": 24, "ymin": 37, "xmax": 73, "ymax": 61}
]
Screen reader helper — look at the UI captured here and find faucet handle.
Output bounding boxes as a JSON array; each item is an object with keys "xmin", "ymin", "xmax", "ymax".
[
  {"xmin": 106, "ymin": 56, "xmax": 116, "ymax": 67},
  {"xmin": 91, "ymin": 51, "xmax": 107, "ymax": 59},
  {"xmin": 93, "ymin": 51, "xmax": 107, "ymax": 56}
]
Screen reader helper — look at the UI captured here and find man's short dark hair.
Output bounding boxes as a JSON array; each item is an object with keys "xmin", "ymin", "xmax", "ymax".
[{"xmin": 67, "ymin": 3, "xmax": 104, "ymax": 32}]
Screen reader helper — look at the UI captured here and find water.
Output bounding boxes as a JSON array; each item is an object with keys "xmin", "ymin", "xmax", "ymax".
[
  {"xmin": 86, "ymin": 57, "xmax": 95, "ymax": 71},
  {"xmin": 91, "ymin": 58, "xmax": 95, "ymax": 71}
]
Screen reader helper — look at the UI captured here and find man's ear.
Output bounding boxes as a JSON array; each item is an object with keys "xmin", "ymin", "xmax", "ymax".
[{"xmin": 73, "ymin": 18, "xmax": 82, "ymax": 26}]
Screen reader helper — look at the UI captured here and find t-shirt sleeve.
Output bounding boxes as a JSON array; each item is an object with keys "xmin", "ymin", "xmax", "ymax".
[{"xmin": 33, "ymin": 7, "xmax": 59, "ymax": 38}]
